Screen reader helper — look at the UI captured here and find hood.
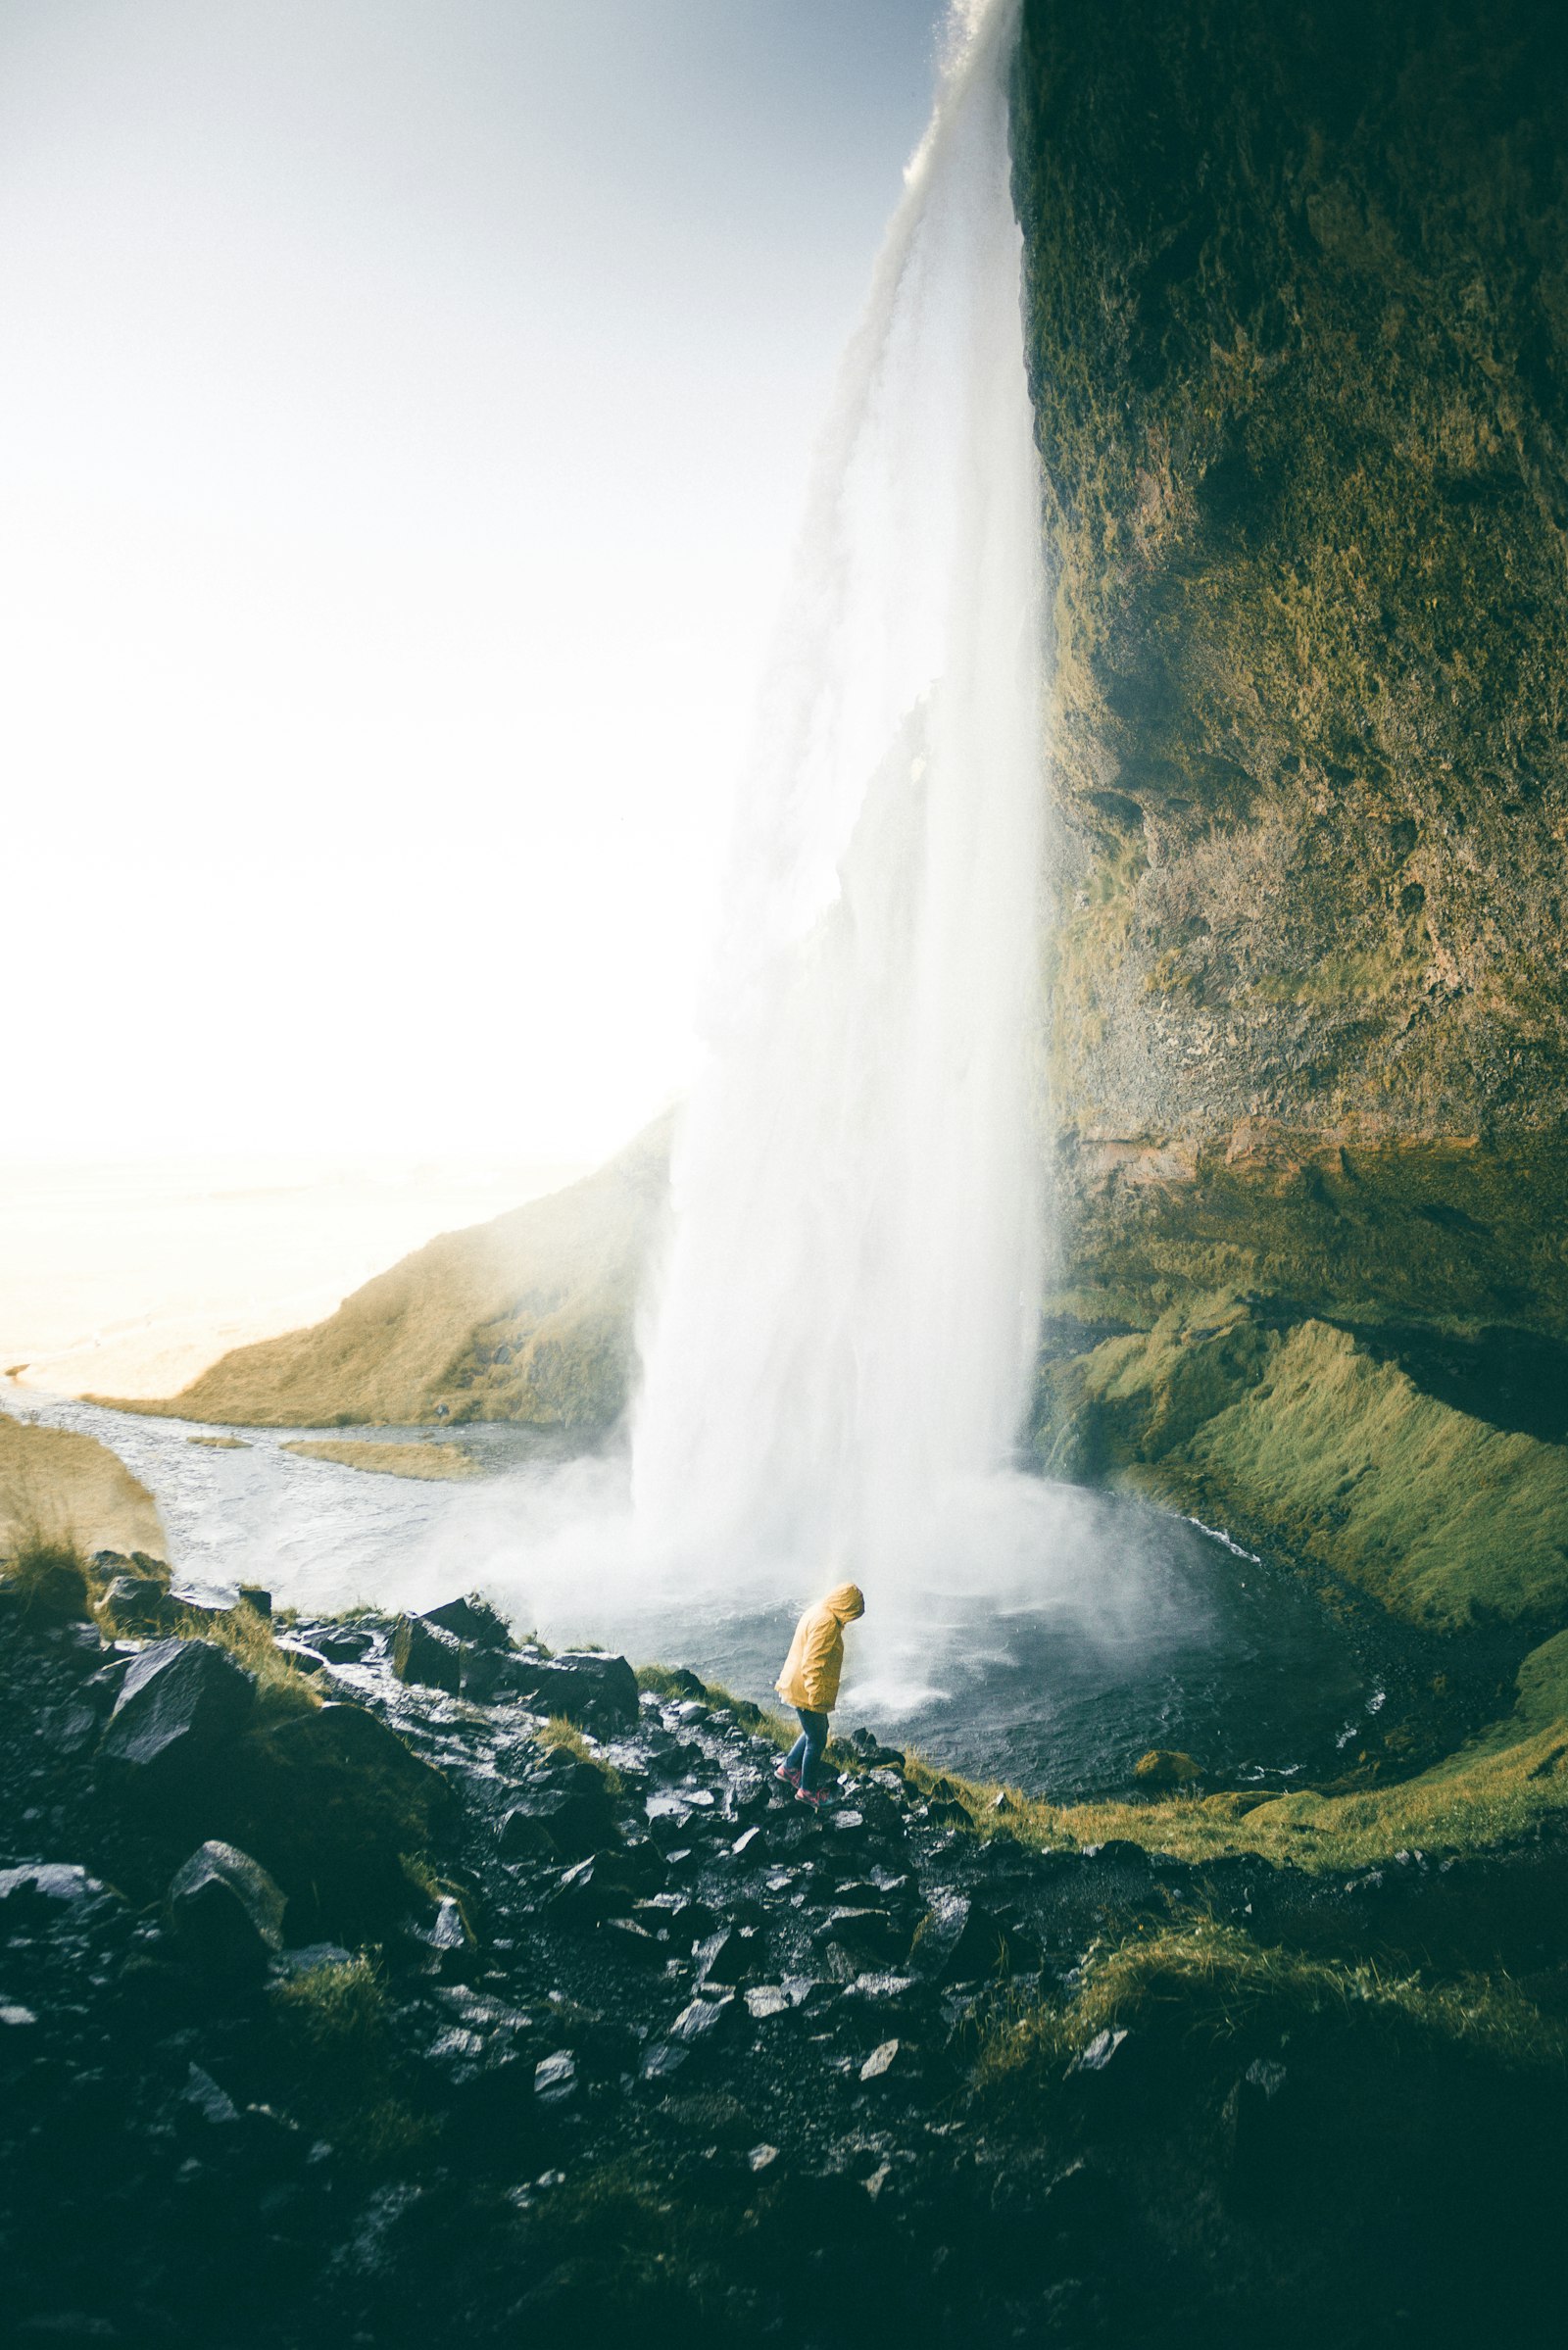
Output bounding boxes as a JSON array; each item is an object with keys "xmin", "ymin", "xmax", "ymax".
[{"xmin": 827, "ymin": 1583, "xmax": 865, "ymax": 1622}]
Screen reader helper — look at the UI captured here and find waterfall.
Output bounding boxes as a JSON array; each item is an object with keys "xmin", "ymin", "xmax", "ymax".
[{"xmin": 632, "ymin": 0, "xmax": 1045, "ymax": 1597}]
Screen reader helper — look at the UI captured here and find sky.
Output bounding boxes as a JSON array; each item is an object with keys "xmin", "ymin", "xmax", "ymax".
[{"xmin": 0, "ymin": 0, "xmax": 949, "ymax": 1163}]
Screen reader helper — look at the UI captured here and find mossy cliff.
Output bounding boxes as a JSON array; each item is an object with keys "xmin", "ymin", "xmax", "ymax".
[{"xmin": 1011, "ymin": 1, "xmax": 1568, "ymax": 1588}]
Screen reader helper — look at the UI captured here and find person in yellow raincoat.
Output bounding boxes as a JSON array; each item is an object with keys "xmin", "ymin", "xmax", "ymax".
[{"xmin": 773, "ymin": 1582, "xmax": 865, "ymax": 1808}]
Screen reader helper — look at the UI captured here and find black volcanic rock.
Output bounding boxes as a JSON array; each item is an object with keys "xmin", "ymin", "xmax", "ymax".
[
  {"xmin": 392, "ymin": 1613, "xmax": 466, "ymax": 1694},
  {"xmin": 167, "ymin": 1839, "xmax": 287, "ymax": 1979},
  {"xmin": 98, "ymin": 1638, "xmax": 256, "ymax": 1784}
]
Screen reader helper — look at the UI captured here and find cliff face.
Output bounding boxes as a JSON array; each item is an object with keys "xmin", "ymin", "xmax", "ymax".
[
  {"xmin": 1014, "ymin": 0, "xmax": 1568, "ymax": 1148},
  {"xmin": 1011, "ymin": 0, "xmax": 1568, "ymax": 1601}
]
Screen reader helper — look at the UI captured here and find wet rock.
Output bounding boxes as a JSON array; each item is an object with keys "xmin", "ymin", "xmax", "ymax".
[
  {"xmin": 695, "ymin": 1924, "xmax": 767, "ymax": 1986},
  {"xmin": 0, "ymin": 1862, "xmax": 117, "ymax": 1917},
  {"xmin": 858, "ymin": 2036, "xmax": 903, "ymax": 2081},
  {"xmin": 392, "ymin": 1614, "xmax": 466, "ymax": 1695},
  {"xmin": 98, "ymin": 1637, "xmax": 256, "ymax": 1785},
  {"xmin": 526, "ymin": 1651, "xmax": 640, "ymax": 1732},
  {"xmin": 497, "ymin": 1805, "xmax": 561, "ymax": 1861},
  {"xmin": 599, "ymin": 1915, "xmax": 664, "ymax": 1967},
  {"xmin": 812, "ymin": 1907, "xmax": 908, "ymax": 1969},
  {"xmin": 549, "ymin": 1854, "xmax": 637, "ymax": 1928},
  {"xmin": 420, "ymin": 1593, "xmax": 513, "ymax": 1649},
  {"xmin": 744, "ymin": 1983, "xmax": 795, "ymax": 2021},
  {"xmin": 311, "ymin": 1625, "xmax": 375, "ymax": 1665},
  {"xmin": 273, "ymin": 1940, "xmax": 355, "ymax": 1977},
  {"xmin": 533, "ymin": 2050, "xmax": 579, "ymax": 2106},
  {"xmin": 633, "ymin": 1892, "xmax": 720, "ymax": 1948},
  {"xmin": 641, "ymin": 1991, "xmax": 744, "ymax": 2080},
  {"xmin": 167, "ymin": 1840, "xmax": 287, "ymax": 1979},
  {"xmin": 97, "ymin": 1575, "xmax": 177, "ymax": 1636},
  {"xmin": 180, "ymin": 2062, "xmax": 242, "ymax": 2130},
  {"xmin": 908, "ymin": 1891, "xmax": 1006, "ymax": 1984}
]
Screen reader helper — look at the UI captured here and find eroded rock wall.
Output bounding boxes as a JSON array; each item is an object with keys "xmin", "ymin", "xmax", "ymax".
[
  {"xmin": 1012, "ymin": 0, "xmax": 1568, "ymax": 1440},
  {"xmin": 1015, "ymin": 0, "xmax": 1568, "ymax": 1142}
]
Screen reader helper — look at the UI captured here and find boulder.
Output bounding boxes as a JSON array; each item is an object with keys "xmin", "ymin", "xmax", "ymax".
[
  {"xmin": 97, "ymin": 1575, "xmax": 177, "ymax": 1636},
  {"xmin": 225, "ymin": 1701, "xmax": 454, "ymax": 1934},
  {"xmin": 507, "ymin": 1650, "xmax": 640, "ymax": 1731},
  {"xmin": 167, "ymin": 1840, "xmax": 287, "ymax": 1979},
  {"xmin": 98, "ymin": 1638, "xmax": 256, "ymax": 1784},
  {"xmin": 236, "ymin": 1585, "xmax": 272, "ymax": 1619},
  {"xmin": 392, "ymin": 1614, "xmax": 466, "ymax": 1694},
  {"xmin": 420, "ymin": 1593, "xmax": 513, "ymax": 1649},
  {"xmin": 1134, "ymin": 1748, "xmax": 1202, "ymax": 1788},
  {"xmin": 908, "ymin": 1892, "xmax": 1006, "ymax": 1984},
  {"xmin": 311, "ymin": 1625, "xmax": 376, "ymax": 1664}
]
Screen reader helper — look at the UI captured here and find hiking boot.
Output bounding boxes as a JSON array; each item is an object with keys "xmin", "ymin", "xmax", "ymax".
[
  {"xmin": 773, "ymin": 1760, "xmax": 802, "ymax": 1789},
  {"xmin": 795, "ymin": 1785, "xmax": 830, "ymax": 1809}
]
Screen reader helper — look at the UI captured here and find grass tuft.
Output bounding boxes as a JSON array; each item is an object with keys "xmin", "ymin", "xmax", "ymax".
[
  {"xmin": 975, "ymin": 1915, "xmax": 1567, "ymax": 2102},
  {"xmin": 540, "ymin": 1715, "xmax": 623, "ymax": 1792},
  {"xmin": 175, "ymin": 1602, "xmax": 322, "ymax": 1722},
  {"xmin": 270, "ymin": 1955, "xmax": 434, "ymax": 2167}
]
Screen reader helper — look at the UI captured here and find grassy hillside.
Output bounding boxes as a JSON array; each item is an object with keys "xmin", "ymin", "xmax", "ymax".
[
  {"xmin": 1038, "ymin": 1300, "xmax": 1568, "ymax": 1632},
  {"xmin": 97, "ymin": 1116, "xmax": 671, "ymax": 1433},
  {"xmin": 0, "ymin": 1411, "xmax": 167, "ymax": 1560}
]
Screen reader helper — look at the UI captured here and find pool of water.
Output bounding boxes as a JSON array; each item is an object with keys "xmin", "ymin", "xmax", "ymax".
[{"xmin": 16, "ymin": 1393, "xmax": 1390, "ymax": 1801}]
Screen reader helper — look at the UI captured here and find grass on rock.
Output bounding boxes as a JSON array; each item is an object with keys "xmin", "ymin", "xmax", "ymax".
[
  {"xmin": 975, "ymin": 1914, "xmax": 1568, "ymax": 2103},
  {"xmin": 539, "ymin": 1715, "xmax": 623, "ymax": 1792},
  {"xmin": 270, "ymin": 1955, "xmax": 433, "ymax": 2168},
  {"xmin": 174, "ymin": 1602, "xmax": 322, "ymax": 1723}
]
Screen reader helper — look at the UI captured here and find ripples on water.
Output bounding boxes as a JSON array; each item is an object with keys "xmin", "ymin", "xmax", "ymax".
[{"xmin": 19, "ymin": 1394, "xmax": 1382, "ymax": 1802}]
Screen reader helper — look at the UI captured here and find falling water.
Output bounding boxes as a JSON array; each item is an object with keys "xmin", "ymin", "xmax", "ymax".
[{"xmin": 632, "ymin": 0, "xmax": 1047, "ymax": 1595}]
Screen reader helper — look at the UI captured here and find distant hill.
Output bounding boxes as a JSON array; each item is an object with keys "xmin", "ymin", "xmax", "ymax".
[
  {"xmin": 98, "ymin": 1117, "xmax": 672, "ymax": 1432},
  {"xmin": 0, "ymin": 1412, "xmax": 167, "ymax": 1560}
]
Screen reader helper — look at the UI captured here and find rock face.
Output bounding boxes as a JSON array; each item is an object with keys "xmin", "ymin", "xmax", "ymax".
[
  {"xmin": 1009, "ymin": 0, "xmax": 1568, "ymax": 1539},
  {"xmin": 1014, "ymin": 0, "xmax": 1568, "ymax": 1150}
]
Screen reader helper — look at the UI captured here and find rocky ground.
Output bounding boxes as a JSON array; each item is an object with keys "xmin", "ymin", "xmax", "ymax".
[{"xmin": 2, "ymin": 1568, "xmax": 1565, "ymax": 2349}]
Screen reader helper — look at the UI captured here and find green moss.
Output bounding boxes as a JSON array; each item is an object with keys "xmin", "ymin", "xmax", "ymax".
[
  {"xmin": 1011, "ymin": 1, "xmax": 1568, "ymax": 1147},
  {"xmin": 976, "ymin": 1915, "xmax": 1567, "ymax": 2099},
  {"xmin": 270, "ymin": 1955, "xmax": 433, "ymax": 2167},
  {"xmin": 1043, "ymin": 1302, "xmax": 1568, "ymax": 1631}
]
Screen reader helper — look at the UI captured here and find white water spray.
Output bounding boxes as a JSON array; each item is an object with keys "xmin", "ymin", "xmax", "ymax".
[{"xmin": 632, "ymin": 0, "xmax": 1047, "ymax": 1596}]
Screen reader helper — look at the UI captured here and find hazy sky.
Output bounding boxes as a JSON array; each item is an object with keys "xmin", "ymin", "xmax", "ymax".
[{"xmin": 1, "ymin": 0, "xmax": 948, "ymax": 1161}]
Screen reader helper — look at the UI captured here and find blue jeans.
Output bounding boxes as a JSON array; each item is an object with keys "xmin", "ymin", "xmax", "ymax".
[{"xmin": 785, "ymin": 1708, "xmax": 829, "ymax": 1792}]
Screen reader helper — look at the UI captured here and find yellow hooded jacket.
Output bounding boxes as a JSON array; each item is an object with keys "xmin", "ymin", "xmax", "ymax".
[{"xmin": 775, "ymin": 1584, "xmax": 865, "ymax": 1714}]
